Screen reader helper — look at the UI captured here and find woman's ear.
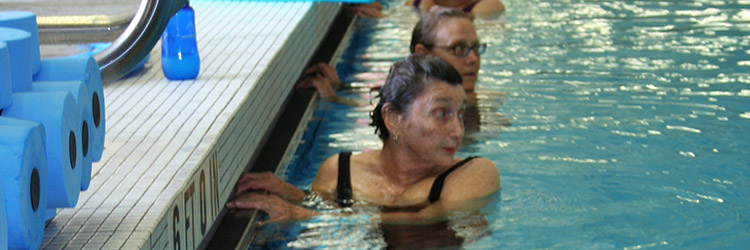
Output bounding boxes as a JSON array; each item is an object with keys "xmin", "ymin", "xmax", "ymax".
[
  {"xmin": 413, "ymin": 43, "xmax": 430, "ymax": 54},
  {"xmin": 382, "ymin": 103, "xmax": 402, "ymax": 137}
]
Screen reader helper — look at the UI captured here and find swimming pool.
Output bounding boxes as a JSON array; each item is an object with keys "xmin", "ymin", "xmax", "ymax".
[{"xmin": 254, "ymin": 0, "xmax": 750, "ymax": 248}]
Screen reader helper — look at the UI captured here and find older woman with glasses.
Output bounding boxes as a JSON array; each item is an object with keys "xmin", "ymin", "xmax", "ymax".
[
  {"xmin": 409, "ymin": 7, "xmax": 493, "ymax": 134},
  {"xmin": 298, "ymin": 7, "xmax": 486, "ymax": 104},
  {"xmin": 406, "ymin": 0, "xmax": 505, "ymax": 17},
  {"xmin": 410, "ymin": 7, "xmax": 485, "ymax": 92}
]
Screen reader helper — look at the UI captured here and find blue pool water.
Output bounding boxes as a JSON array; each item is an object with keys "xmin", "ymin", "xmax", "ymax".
[{"xmin": 255, "ymin": 0, "xmax": 750, "ymax": 248}]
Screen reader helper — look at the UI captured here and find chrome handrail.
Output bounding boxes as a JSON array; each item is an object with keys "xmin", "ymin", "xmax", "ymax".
[
  {"xmin": 93, "ymin": 0, "xmax": 187, "ymax": 83},
  {"xmin": 37, "ymin": 13, "xmax": 134, "ymax": 44}
]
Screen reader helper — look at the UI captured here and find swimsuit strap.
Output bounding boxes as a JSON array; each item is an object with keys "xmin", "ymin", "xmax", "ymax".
[
  {"xmin": 336, "ymin": 152, "xmax": 353, "ymax": 207},
  {"xmin": 428, "ymin": 156, "xmax": 478, "ymax": 203},
  {"xmin": 462, "ymin": 0, "xmax": 483, "ymax": 12}
]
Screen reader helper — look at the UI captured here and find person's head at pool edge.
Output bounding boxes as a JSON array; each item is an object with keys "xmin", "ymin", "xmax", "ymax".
[{"xmin": 411, "ymin": 7, "xmax": 484, "ymax": 92}]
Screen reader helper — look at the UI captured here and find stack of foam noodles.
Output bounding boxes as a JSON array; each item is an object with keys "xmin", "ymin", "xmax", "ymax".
[{"xmin": 0, "ymin": 10, "xmax": 106, "ymax": 250}]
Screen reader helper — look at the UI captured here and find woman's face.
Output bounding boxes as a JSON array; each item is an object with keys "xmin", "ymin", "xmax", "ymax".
[
  {"xmin": 428, "ymin": 18, "xmax": 481, "ymax": 91},
  {"xmin": 398, "ymin": 82, "xmax": 466, "ymax": 166}
]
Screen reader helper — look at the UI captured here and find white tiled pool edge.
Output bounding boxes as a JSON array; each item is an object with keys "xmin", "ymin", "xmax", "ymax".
[{"xmin": 40, "ymin": 2, "xmax": 340, "ymax": 249}]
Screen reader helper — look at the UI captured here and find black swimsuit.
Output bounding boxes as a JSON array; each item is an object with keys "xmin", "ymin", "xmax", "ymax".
[{"xmin": 336, "ymin": 152, "xmax": 478, "ymax": 207}]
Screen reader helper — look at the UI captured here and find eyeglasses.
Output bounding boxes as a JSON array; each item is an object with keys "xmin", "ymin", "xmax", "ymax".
[{"xmin": 430, "ymin": 43, "xmax": 487, "ymax": 57}]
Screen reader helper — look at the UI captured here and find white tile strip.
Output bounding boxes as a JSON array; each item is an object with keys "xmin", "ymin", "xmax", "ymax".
[{"xmin": 40, "ymin": 2, "xmax": 340, "ymax": 249}]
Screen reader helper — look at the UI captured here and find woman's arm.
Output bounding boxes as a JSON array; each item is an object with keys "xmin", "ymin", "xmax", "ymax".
[
  {"xmin": 228, "ymin": 156, "xmax": 500, "ymax": 225},
  {"xmin": 379, "ymin": 195, "xmax": 494, "ymax": 224},
  {"xmin": 228, "ymin": 187, "xmax": 496, "ymax": 226}
]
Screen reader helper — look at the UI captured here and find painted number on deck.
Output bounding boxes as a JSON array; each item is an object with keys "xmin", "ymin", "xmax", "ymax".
[{"xmin": 170, "ymin": 151, "xmax": 221, "ymax": 250}]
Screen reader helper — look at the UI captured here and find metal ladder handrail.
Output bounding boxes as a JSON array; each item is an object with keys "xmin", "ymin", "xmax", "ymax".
[
  {"xmin": 37, "ymin": 12, "xmax": 134, "ymax": 44},
  {"xmin": 36, "ymin": 0, "xmax": 186, "ymax": 83},
  {"xmin": 92, "ymin": 0, "xmax": 186, "ymax": 83}
]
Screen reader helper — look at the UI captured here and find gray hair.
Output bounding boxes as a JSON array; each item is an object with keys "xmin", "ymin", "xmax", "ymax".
[{"xmin": 410, "ymin": 7, "xmax": 474, "ymax": 53}]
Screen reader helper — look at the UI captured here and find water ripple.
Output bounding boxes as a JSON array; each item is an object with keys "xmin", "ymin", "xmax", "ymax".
[{"xmin": 278, "ymin": 0, "xmax": 750, "ymax": 248}]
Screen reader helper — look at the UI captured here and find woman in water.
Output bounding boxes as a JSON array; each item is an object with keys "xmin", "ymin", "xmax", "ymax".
[
  {"xmin": 406, "ymin": 0, "xmax": 505, "ymax": 17},
  {"xmin": 301, "ymin": 7, "xmax": 484, "ymax": 96},
  {"xmin": 227, "ymin": 53, "xmax": 500, "ymax": 223},
  {"xmin": 301, "ymin": 8, "xmax": 490, "ymax": 131}
]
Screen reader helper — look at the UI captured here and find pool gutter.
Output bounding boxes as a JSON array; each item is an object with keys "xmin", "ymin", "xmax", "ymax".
[{"xmin": 200, "ymin": 9, "xmax": 359, "ymax": 250}]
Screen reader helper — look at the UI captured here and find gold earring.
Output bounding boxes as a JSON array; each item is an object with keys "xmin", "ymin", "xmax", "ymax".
[{"xmin": 393, "ymin": 134, "xmax": 399, "ymax": 143}]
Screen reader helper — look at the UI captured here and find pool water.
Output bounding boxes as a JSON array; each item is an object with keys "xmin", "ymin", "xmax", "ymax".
[{"xmin": 254, "ymin": 0, "xmax": 750, "ymax": 248}]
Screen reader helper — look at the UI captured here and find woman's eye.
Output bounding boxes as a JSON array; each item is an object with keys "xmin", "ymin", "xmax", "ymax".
[{"xmin": 457, "ymin": 47, "xmax": 469, "ymax": 55}]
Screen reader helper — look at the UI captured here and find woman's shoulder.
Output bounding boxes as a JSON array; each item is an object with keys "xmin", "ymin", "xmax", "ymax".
[
  {"xmin": 312, "ymin": 151, "xmax": 379, "ymax": 192},
  {"xmin": 458, "ymin": 156, "xmax": 498, "ymax": 178},
  {"xmin": 319, "ymin": 153, "xmax": 341, "ymax": 171},
  {"xmin": 319, "ymin": 151, "xmax": 379, "ymax": 171},
  {"xmin": 440, "ymin": 156, "xmax": 500, "ymax": 200},
  {"xmin": 312, "ymin": 153, "xmax": 343, "ymax": 192},
  {"xmin": 472, "ymin": 0, "xmax": 506, "ymax": 15},
  {"xmin": 406, "ymin": 0, "xmax": 433, "ymax": 9}
]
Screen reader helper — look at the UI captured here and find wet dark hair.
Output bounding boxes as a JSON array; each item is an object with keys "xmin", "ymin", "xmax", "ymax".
[
  {"xmin": 370, "ymin": 54, "xmax": 463, "ymax": 142},
  {"xmin": 410, "ymin": 7, "xmax": 474, "ymax": 53}
]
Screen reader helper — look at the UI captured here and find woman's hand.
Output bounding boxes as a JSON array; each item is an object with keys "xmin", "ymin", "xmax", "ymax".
[
  {"xmin": 297, "ymin": 74, "xmax": 337, "ymax": 102},
  {"xmin": 344, "ymin": 3, "xmax": 385, "ymax": 18},
  {"xmin": 233, "ymin": 172, "xmax": 306, "ymax": 201},
  {"xmin": 302, "ymin": 63, "xmax": 342, "ymax": 90},
  {"xmin": 226, "ymin": 193, "xmax": 316, "ymax": 225},
  {"xmin": 297, "ymin": 63, "xmax": 342, "ymax": 101},
  {"xmin": 297, "ymin": 64, "xmax": 361, "ymax": 106}
]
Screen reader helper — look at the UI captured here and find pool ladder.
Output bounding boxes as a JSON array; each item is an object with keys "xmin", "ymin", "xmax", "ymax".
[{"xmin": 36, "ymin": 0, "xmax": 188, "ymax": 84}]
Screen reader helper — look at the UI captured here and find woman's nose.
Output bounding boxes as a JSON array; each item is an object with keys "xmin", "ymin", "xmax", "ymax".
[
  {"xmin": 465, "ymin": 50, "xmax": 480, "ymax": 64},
  {"xmin": 448, "ymin": 114, "xmax": 464, "ymax": 140}
]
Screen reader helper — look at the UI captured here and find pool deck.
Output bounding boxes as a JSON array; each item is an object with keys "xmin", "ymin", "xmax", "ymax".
[{"xmin": 35, "ymin": 1, "xmax": 341, "ymax": 249}]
